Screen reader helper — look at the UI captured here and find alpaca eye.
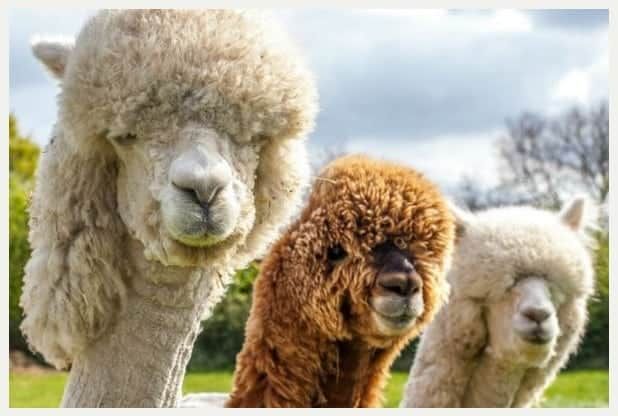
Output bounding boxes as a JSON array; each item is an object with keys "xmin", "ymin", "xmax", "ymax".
[
  {"xmin": 110, "ymin": 133, "xmax": 138, "ymax": 146},
  {"xmin": 327, "ymin": 245, "xmax": 347, "ymax": 264},
  {"xmin": 394, "ymin": 237, "xmax": 407, "ymax": 250}
]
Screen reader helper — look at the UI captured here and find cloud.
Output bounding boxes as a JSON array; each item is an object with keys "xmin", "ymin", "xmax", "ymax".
[
  {"xmin": 339, "ymin": 129, "xmax": 503, "ymax": 189},
  {"xmin": 527, "ymin": 9, "xmax": 608, "ymax": 31},
  {"xmin": 10, "ymin": 83, "xmax": 59, "ymax": 142},
  {"xmin": 9, "ymin": 8, "xmax": 94, "ymax": 89},
  {"xmin": 9, "ymin": 9, "xmax": 608, "ymax": 188},
  {"xmin": 273, "ymin": 9, "xmax": 607, "ymax": 149},
  {"xmin": 9, "ymin": 8, "xmax": 95, "ymax": 144},
  {"xmin": 554, "ymin": 70, "xmax": 591, "ymax": 103}
]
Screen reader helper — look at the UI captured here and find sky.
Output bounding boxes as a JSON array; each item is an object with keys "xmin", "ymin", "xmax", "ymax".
[{"xmin": 8, "ymin": 9, "xmax": 608, "ymax": 190}]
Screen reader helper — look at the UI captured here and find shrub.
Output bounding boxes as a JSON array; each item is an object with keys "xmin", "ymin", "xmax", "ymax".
[
  {"xmin": 9, "ymin": 114, "xmax": 39, "ymax": 350},
  {"xmin": 188, "ymin": 264, "xmax": 259, "ymax": 370}
]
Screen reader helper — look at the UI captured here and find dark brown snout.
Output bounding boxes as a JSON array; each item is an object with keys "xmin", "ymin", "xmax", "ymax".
[
  {"xmin": 370, "ymin": 244, "xmax": 424, "ymax": 334},
  {"xmin": 375, "ymin": 249, "xmax": 422, "ymax": 298}
]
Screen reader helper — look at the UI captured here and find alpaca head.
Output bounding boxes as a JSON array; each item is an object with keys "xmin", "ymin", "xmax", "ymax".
[
  {"xmin": 450, "ymin": 196, "xmax": 596, "ymax": 370},
  {"xmin": 22, "ymin": 10, "xmax": 317, "ymax": 369},
  {"xmin": 30, "ymin": 10, "xmax": 317, "ymax": 267},
  {"xmin": 280, "ymin": 155, "xmax": 455, "ymax": 347}
]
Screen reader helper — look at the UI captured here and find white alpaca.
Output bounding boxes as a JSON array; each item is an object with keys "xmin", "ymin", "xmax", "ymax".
[
  {"xmin": 401, "ymin": 197, "xmax": 596, "ymax": 408},
  {"xmin": 20, "ymin": 10, "xmax": 317, "ymax": 407}
]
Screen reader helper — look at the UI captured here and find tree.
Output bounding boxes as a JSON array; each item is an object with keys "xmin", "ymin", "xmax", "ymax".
[
  {"xmin": 453, "ymin": 175, "xmax": 538, "ymax": 211},
  {"xmin": 9, "ymin": 114, "xmax": 40, "ymax": 180},
  {"xmin": 497, "ymin": 100, "xmax": 608, "ymax": 209},
  {"xmin": 569, "ymin": 233, "xmax": 609, "ymax": 369},
  {"xmin": 9, "ymin": 114, "xmax": 40, "ymax": 350}
]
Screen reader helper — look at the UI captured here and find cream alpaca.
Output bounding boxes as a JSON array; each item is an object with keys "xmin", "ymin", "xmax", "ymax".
[
  {"xmin": 20, "ymin": 10, "xmax": 317, "ymax": 407},
  {"xmin": 401, "ymin": 197, "xmax": 596, "ymax": 408}
]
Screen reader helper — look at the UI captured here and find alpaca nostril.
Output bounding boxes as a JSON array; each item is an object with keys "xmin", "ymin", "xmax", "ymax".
[{"xmin": 522, "ymin": 307, "xmax": 551, "ymax": 324}]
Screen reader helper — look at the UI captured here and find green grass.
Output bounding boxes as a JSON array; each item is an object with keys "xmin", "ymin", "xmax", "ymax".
[
  {"xmin": 9, "ymin": 369, "xmax": 608, "ymax": 408},
  {"xmin": 540, "ymin": 370, "xmax": 609, "ymax": 408}
]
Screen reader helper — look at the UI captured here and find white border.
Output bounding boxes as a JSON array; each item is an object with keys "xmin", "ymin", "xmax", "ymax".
[{"xmin": 2, "ymin": 0, "xmax": 614, "ymax": 414}]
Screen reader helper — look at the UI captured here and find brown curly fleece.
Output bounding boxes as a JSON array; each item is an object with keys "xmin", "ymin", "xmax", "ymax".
[{"xmin": 226, "ymin": 155, "xmax": 455, "ymax": 407}]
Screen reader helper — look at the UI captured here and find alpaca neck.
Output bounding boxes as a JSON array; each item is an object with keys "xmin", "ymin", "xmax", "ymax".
[
  {"xmin": 321, "ymin": 341, "xmax": 378, "ymax": 407},
  {"xmin": 463, "ymin": 353, "xmax": 526, "ymax": 408},
  {"xmin": 61, "ymin": 241, "xmax": 227, "ymax": 407},
  {"xmin": 61, "ymin": 294, "xmax": 199, "ymax": 407}
]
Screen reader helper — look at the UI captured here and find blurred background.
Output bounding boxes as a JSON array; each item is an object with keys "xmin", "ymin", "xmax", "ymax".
[{"xmin": 9, "ymin": 9, "xmax": 608, "ymax": 407}]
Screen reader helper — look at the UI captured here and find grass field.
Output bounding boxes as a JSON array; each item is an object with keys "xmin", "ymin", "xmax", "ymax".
[{"xmin": 9, "ymin": 369, "xmax": 608, "ymax": 408}]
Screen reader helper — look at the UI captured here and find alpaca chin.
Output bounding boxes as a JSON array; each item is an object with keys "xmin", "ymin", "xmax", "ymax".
[
  {"xmin": 517, "ymin": 342, "xmax": 556, "ymax": 369},
  {"xmin": 371, "ymin": 312, "xmax": 418, "ymax": 336}
]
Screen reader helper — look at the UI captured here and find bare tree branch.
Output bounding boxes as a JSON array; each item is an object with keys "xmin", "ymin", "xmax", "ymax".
[{"xmin": 496, "ymin": 99, "xmax": 608, "ymax": 208}]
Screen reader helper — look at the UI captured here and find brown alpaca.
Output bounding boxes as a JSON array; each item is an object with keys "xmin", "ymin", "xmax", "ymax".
[{"xmin": 226, "ymin": 155, "xmax": 455, "ymax": 408}]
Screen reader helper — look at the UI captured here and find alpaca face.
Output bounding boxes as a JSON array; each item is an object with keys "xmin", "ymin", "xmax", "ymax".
[
  {"xmin": 448, "ymin": 197, "xmax": 595, "ymax": 372},
  {"xmin": 291, "ymin": 156, "xmax": 455, "ymax": 347},
  {"xmin": 485, "ymin": 276, "xmax": 560, "ymax": 367},
  {"xmin": 33, "ymin": 9, "xmax": 317, "ymax": 268},
  {"xmin": 368, "ymin": 242, "xmax": 425, "ymax": 335},
  {"xmin": 112, "ymin": 123, "xmax": 260, "ymax": 265},
  {"xmin": 328, "ymin": 240, "xmax": 426, "ymax": 339}
]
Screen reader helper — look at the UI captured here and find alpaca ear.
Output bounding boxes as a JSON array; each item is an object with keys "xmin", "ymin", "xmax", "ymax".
[
  {"xmin": 559, "ymin": 195, "xmax": 596, "ymax": 231},
  {"xmin": 19, "ymin": 129, "xmax": 128, "ymax": 369},
  {"xmin": 31, "ymin": 36, "xmax": 75, "ymax": 79},
  {"xmin": 447, "ymin": 200, "xmax": 472, "ymax": 238},
  {"xmin": 559, "ymin": 196, "xmax": 586, "ymax": 230}
]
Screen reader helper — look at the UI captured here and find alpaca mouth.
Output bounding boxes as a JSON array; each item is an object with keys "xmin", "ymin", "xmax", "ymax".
[
  {"xmin": 519, "ymin": 328, "xmax": 553, "ymax": 345},
  {"xmin": 171, "ymin": 229, "xmax": 226, "ymax": 248},
  {"xmin": 370, "ymin": 292, "xmax": 423, "ymax": 335},
  {"xmin": 372, "ymin": 309, "xmax": 417, "ymax": 335},
  {"xmin": 371, "ymin": 300, "xmax": 420, "ymax": 333},
  {"xmin": 164, "ymin": 208, "xmax": 230, "ymax": 248},
  {"xmin": 376, "ymin": 310, "xmax": 416, "ymax": 327},
  {"xmin": 161, "ymin": 185, "xmax": 238, "ymax": 247}
]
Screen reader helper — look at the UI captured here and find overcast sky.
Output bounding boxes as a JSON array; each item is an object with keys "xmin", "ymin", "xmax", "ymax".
[{"xmin": 9, "ymin": 9, "xmax": 608, "ymax": 189}]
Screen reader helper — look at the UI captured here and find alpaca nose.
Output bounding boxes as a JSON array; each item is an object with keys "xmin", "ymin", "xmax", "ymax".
[
  {"xmin": 377, "ymin": 272, "xmax": 420, "ymax": 297},
  {"xmin": 522, "ymin": 307, "xmax": 551, "ymax": 325},
  {"xmin": 374, "ymin": 246, "xmax": 421, "ymax": 297},
  {"xmin": 169, "ymin": 149, "xmax": 232, "ymax": 207}
]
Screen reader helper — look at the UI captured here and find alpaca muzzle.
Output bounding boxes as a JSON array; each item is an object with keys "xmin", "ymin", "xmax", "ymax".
[
  {"xmin": 161, "ymin": 145, "xmax": 241, "ymax": 247},
  {"xmin": 370, "ymin": 247, "xmax": 424, "ymax": 334},
  {"xmin": 512, "ymin": 277, "xmax": 559, "ymax": 348}
]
